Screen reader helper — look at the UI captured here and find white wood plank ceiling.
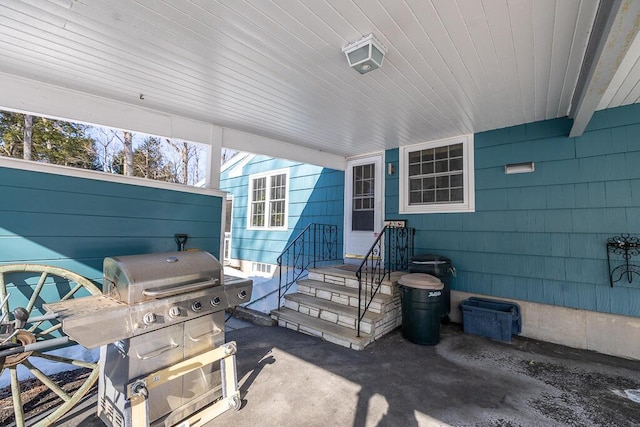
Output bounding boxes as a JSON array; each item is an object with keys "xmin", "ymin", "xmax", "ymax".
[{"xmin": 0, "ymin": 0, "xmax": 635, "ymax": 160}]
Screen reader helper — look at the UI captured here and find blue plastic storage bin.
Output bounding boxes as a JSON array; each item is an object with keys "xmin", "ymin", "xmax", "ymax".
[{"xmin": 460, "ymin": 297, "xmax": 521, "ymax": 342}]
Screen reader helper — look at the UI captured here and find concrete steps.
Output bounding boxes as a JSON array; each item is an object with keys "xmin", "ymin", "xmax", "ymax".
[
  {"xmin": 307, "ymin": 267, "xmax": 401, "ymax": 296},
  {"xmin": 272, "ymin": 307, "xmax": 373, "ymax": 350},
  {"xmin": 270, "ymin": 265, "xmax": 404, "ymax": 351},
  {"xmin": 296, "ymin": 279, "xmax": 390, "ymax": 314},
  {"xmin": 284, "ymin": 292, "xmax": 383, "ymax": 335}
]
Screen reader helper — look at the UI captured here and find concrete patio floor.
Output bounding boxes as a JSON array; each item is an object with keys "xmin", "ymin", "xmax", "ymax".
[{"xmin": 54, "ymin": 322, "xmax": 639, "ymax": 427}]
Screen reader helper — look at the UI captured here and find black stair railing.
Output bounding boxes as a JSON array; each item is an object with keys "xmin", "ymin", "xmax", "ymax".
[
  {"xmin": 277, "ymin": 223, "xmax": 339, "ymax": 307},
  {"xmin": 356, "ymin": 226, "xmax": 415, "ymax": 336}
]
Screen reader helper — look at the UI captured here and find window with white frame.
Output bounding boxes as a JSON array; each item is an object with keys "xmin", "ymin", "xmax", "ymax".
[
  {"xmin": 248, "ymin": 169, "xmax": 289, "ymax": 230},
  {"xmin": 399, "ymin": 135, "xmax": 475, "ymax": 214}
]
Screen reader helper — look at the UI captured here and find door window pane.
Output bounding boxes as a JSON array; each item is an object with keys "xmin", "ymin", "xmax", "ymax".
[{"xmin": 352, "ymin": 163, "xmax": 375, "ymax": 231}]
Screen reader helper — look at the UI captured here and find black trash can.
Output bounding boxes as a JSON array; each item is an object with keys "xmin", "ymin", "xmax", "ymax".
[
  {"xmin": 409, "ymin": 255, "xmax": 453, "ymax": 323},
  {"xmin": 398, "ymin": 273, "xmax": 444, "ymax": 345}
]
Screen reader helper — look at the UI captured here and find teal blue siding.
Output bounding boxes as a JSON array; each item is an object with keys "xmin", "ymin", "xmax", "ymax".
[
  {"xmin": 220, "ymin": 155, "xmax": 344, "ymax": 265},
  {"xmin": 0, "ymin": 167, "xmax": 223, "ymax": 285},
  {"xmin": 386, "ymin": 103, "xmax": 640, "ymax": 318}
]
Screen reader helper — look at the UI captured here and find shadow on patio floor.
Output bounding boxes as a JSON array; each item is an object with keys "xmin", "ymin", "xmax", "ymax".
[
  {"xmin": 219, "ymin": 323, "xmax": 640, "ymax": 427},
  {"xmin": 53, "ymin": 323, "xmax": 640, "ymax": 426}
]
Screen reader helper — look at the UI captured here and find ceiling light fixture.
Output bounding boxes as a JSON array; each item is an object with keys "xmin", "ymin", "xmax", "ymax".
[{"xmin": 342, "ymin": 33, "xmax": 387, "ymax": 74}]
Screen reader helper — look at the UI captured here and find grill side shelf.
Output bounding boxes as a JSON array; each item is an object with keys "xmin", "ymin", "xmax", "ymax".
[{"xmin": 44, "ymin": 295, "xmax": 133, "ymax": 349}]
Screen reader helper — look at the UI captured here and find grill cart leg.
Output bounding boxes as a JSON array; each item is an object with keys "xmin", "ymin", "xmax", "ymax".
[{"xmin": 127, "ymin": 341, "xmax": 242, "ymax": 427}]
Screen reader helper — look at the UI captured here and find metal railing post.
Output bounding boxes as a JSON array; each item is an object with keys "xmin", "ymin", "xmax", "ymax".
[
  {"xmin": 356, "ymin": 226, "xmax": 415, "ymax": 336},
  {"xmin": 356, "ymin": 270, "xmax": 361, "ymax": 337},
  {"xmin": 278, "ymin": 257, "xmax": 282, "ymax": 308},
  {"xmin": 276, "ymin": 223, "xmax": 339, "ymax": 309}
]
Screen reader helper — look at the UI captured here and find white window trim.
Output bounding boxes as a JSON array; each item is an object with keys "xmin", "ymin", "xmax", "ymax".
[
  {"xmin": 247, "ymin": 167, "xmax": 289, "ymax": 231},
  {"xmin": 399, "ymin": 134, "xmax": 475, "ymax": 214}
]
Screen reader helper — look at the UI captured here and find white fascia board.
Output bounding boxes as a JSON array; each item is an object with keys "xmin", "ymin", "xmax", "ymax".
[
  {"xmin": 0, "ymin": 72, "xmax": 217, "ymax": 145},
  {"xmin": 222, "ymin": 128, "xmax": 346, "ymax": 171},
  {"xmin": 220, "ymin": 152, "xmax": 250, "ymax": 173},
  {"xmin": 0, "ymin": 72, "xmax": 344, "ymax": 173},
  {"xmin": 598, "ymin": 31, "xmax": 640, "ymax": 109},
  {"xmin": 570, "ymin": 0, "xmax": 640, "ymax": 137},
  {"xmin": 227, "ymin": 155, "xmax": 255, "ymax": 178}
]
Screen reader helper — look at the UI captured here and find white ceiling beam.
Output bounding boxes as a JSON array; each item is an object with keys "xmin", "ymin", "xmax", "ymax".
[
  {"xmin": 221, "ymin": 128, "xmax": 346, "ymax": 171},
  {"xmin": 569, "ymin": 0, "xmax": 640, "ymax": 137},
  {"xmin": 598, "ymin": 30, "xmax": 640, "ymax": 109},
  {"xmin": 0, "ymin": 72, "xmax": 214, "ymax": 145},
  {"xmin": 0, "ymin": 72, "xmax": 344, "ymax": 172}
]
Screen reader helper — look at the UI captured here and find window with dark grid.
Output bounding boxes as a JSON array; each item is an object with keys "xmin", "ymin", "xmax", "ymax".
[{"xmin": 408, "ymin": 143, "xmax": 463, "ymax": 205}]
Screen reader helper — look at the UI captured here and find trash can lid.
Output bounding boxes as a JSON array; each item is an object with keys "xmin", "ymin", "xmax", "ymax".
[{"xmin": 398, "ymin": 273, "xmax": 444, "ymax": 290}]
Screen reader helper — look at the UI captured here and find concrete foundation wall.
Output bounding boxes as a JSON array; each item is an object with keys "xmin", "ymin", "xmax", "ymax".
[{"xmin": 450, "ymin": 291, "xmax": 640, "ymax": 361}]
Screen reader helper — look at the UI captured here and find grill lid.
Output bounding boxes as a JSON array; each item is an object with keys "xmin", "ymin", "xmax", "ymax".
[
  {"xmin": 44, "ymin": 250, "xmax": 252, "ymax": 349},
  {"xmin": 103, "ymin": 250, "xmax": 222, "ymax": 304}
]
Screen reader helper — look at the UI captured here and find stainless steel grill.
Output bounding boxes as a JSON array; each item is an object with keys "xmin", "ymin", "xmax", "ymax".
[{"xmin": 45, "ymin": 250, "xmax": 252, "ymax": 427}]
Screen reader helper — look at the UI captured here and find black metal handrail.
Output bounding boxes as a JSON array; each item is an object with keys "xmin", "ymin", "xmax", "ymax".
[
  {"xmin": 356, "ymin": 226, "xmax": 415, "ymax": 336},
  {"xmin": 277, "ymin": 223, "xmax": 339, "ymax": 307}
]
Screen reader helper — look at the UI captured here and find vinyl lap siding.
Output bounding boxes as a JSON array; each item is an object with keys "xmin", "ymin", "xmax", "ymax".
[
  {"xmin": 385, "ymin": 104, "xmax": 640, "ymax": 318},
  {"xmin": 0, "ymin": 167, "xmax": 223, "ymax": 286},
  {"xmin": 220, "ymin": 155, "xmax": 344, "ymax": 265}
]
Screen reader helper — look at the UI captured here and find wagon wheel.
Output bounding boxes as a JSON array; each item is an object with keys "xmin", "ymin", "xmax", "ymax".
[{"xmin": 0, "ymin": 264, "xmax": 102, "ymax": 427}]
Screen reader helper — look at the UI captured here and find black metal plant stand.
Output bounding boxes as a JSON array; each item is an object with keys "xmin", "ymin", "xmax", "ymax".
[{"xmin": 606, "ymin": 234, "xmax": 640, "ymax": 287}]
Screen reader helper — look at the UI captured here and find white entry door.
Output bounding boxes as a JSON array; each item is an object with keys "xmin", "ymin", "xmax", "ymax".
[{"xmin": 344, "ymin": 154, "xmax": 383, "ymax": 260}]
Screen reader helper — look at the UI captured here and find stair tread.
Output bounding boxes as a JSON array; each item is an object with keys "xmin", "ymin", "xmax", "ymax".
[
  {"xmin": 285, "ymin": 292, "xmax": 384, "ymax": 322},
  {"xmin": 298, "ymin": 279, "xmax": 392, "ymax": 302},
  {"xmin": 272, "ymin": 307, "xmax": 372, "ymax": 344},
  {"xmin": 308, "ymin": 265, "xmax": 357, "ymax": 278},
  {"xmin": 309, "ymin": 265, "xmax": 406, "ymax": 284}
]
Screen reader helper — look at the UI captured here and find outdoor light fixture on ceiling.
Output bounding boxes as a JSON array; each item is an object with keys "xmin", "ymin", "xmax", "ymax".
[{"xmin": 342, "ymin": 33, "xmax": 388, "ymax": 74}]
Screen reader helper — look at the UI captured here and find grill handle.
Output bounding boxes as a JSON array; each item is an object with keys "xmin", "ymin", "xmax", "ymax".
[
  {"xmin": 137, "ymin": 342, "xmax": 179, "ymax": 360},
  {"xmin": 141, "ymin": 279, "xmax": 218, "ymax": 298}
]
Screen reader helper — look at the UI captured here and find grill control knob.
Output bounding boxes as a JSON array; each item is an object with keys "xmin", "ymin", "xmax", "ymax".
[
  {"xmin": 142, "ymin": 312, "xmax": 156, "ymax": 325},
  {"xmin": 168, "ymin": 306, "xmax": 181, "ymax": 319},
  {"xmin": 191, "ymin": 301, "xmax": 202, "ymax": 312},
  {"xmin": 210, "ymin": 296, "xmax": 221, "ymax": 306},
  {"xmin": 238, "ymin": 290, "xmax": 247, "ymax": 300}
]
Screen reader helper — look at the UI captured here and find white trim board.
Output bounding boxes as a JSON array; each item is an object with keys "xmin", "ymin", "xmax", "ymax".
[
  {"xmin": 246, "ymin": 167, "xmax": 290, "ymax": 231},
  {"xmin": 344, "ymin": 153, "xmax": 384, "ymax": 258},
  {"xmin": 0, "ymin": 72, "xmax": 347, "ymax": 171},
  {"xmin": 0, "ymin": 156, "xmax": 227, "ymax": 198},
  {"xmin": 399, "ymin": 134, "xmax": 475, "ymax": 214},
  {"xmin": 222, "ymin": 128, "xmax": 346, "ymax": 170}
]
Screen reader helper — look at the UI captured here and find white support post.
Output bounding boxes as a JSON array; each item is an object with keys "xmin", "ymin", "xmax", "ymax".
[
  {"xmin": 205, "ymin": 125, "xmax": 226, "ymax": 263},
  {"xmin": 205, "ymin": 125, "xmax": 223, "ymax": 189}
]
